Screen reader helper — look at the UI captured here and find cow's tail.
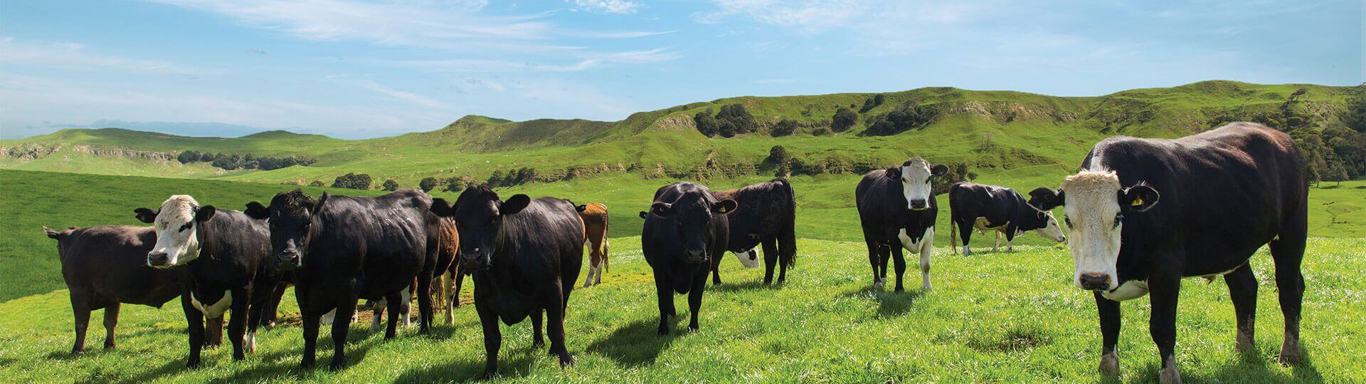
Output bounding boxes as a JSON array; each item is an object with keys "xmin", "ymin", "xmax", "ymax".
[
  {"xmin": 601, "ymin": 205, "xmax": 610, "ymax": 273},
  {"xmin": 949, "ymin": 214, "xmax": 959, "ymax": 255},
  {"xmin": 778, "ymin": 177, "xmax": 798, "ymax": 268}
]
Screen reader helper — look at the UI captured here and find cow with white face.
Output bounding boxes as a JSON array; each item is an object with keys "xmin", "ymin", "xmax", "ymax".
[
  {"xmin": 856, "ymin": 157, "xmax": 948, "ymax": 292},
  {"xmin": 1029, "ymin": 123, "xmax": 1310, "ymax": 384},
  {"xmin": 134, "ymin": 195, "xmax": 280, "ymax": 368}
]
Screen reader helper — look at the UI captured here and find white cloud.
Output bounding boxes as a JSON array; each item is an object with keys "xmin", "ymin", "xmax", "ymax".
[
  {"xmin": 0, "ymin": 37, "xmax": 209, "ymax": 76},
  {"xmin": 567, "ymin": 0, "xmax": 640, "ymax": 14},
  {"xmin": 695, "ymin": 0, "xmax": 867, "ymax": 31},
  {"xmin": 356, "ymin": 80, "xmax": 446, "ymax": 108},
  {"xmin": 375, "ymin": 48, "xmax": 679, "ymax": 73}
]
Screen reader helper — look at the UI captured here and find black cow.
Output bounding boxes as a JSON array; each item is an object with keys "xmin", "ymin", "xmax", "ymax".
[
  {"xmin": 43, "ymin": 225, "xmax": 185, "ymax": 354},
  {"xmin": 1028, "ymin": 123, "xmax": 1308, "ymax": 383},
  {"xmin": 134, "ymin": 195, "xmax": 282, "ymax": 368},
  {"xmin": 244, "ymin": 189, "xmax": 439, "ymax": 370},
  {"xmin": 948, "ymin": 182, "xmax": 1066, "ymax": 255},
  {"xmin": 429, "ymin": 186, "xmax": 584, "ymax": 378},
  {"xmin": 855, "ymin": 157, "xmax": 947, "ymax": 291},
  {"xmin": 641, "ymin": 182, "xmax": 736, "ymax": 335},
  {"xmin": 710, "ymin": 178, "xmax": 797, "ymax": 285}
]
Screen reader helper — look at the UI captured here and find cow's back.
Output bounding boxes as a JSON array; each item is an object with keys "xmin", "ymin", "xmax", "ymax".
[
  {"xmin": 310, "ymin": 190, "xmax": 433, "ymax": 296},
  {"xmin": 499, "ymin": 198, "xmax": 585, "ymax": 281},
  {"xmin": 60, "ymin": 226, "xmax": 181, "ymax": 307}
]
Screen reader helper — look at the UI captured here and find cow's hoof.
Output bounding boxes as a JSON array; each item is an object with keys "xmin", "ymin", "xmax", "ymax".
[
  {"xmin": 103, "ymin": 342, "xmax": 115, "ymax": 350},
  {"xmin": 657, "ymin": 326, "xmax": 669, "ymax": 336},
  {"xmin": 688, "ymin": 323, "xmax": 699, "ymax": 332},
  {"xmin": 1278, "ymin": 336, "xmax": 1302, "ymax": 365},
  {"xmin": 480, "ymin": 369, "xmax": 497, "ymax": 380},
  {"xmin": 71, "ymin": 348, "xmax": 85, "ymax": 355},
  {"xmin": 922, "ymin": 283, "xmax": 933, "ymax": 292},
  {"xmin": 328, "ymin": 358, "xmax": 346, "ymax": 371},
  {"xmin": 559, "ymin": 355, "xmax": 575, "ymax": 367},
  {"xmin": 533, "ymin": 339, "xmax": 545, "ymax": 348},
  {"xmin": 1098, "ymin": 352, "xmax": 1119, "ymax": 376},
  {"xmin": 233, "ymin": 353, "xmax": 245, "ymax": 361},
  {"xmin": 1159, "ymin": 363, "xmax": 1182, "ymax": 384},
  {"xmin": 300, "ymin": 358, "xmax": 315, "ymax": 370},
  {"xmin": 872, "ymin": 281, "xmax": 884, "ymax": 291},
  {"xmin": 186, "ymin": 359, "xmax": 201, "ymax": 369},
  {"xmin": 1236, "ymin": 329, "xmax": 1255, "ymax": 354}
]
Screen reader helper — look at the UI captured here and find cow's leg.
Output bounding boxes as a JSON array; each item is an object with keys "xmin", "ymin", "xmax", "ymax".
[
  {"xmin": 762, "ymin": 239, "xmax": 779, "ymax": 285},
  {"xmin": 918, "ymin": 228, "xmax": 933, "ymax": 291},
  {"xmin": 1094, "ymin": 292, "xmax": 1122, "ymax": 376},
  {"xmin": 371, "ymin": 298, "xmax": 385, "ymax": 332},
  {"xmin": 297, "ymin": 285, "xmax": 319, "ymax": 369},
  {"xmin": 70, "ymin": 294, "xmax": 90, "ymax": 354},
  {"xmin": 890, "ymin": 241, "xmax": 907, "ymax": 292},
  {"xmin": 385, "ymin": 292, "xmax": 402, "ymax": 339},
  {"xmin": 957, "ymin": 219, "xmax": 973, "ymax": 256},
  {"xmin": 476, "ymin": 302, "xmax": 502, "ymax": 378},
  {"xmin": 205, "ymin": 316, "xmax": 223, "ymax": 348},
  {"xmin": 1148, "ymin": 271, "xmax": 1183, "ymax": 384},
  {"xmin": 329, "ymin": 296, "xmax": 357, "ymax": 370},
  {"xmin": 687, "ymin": 275, "xmax": 705, "ymax": 332},
  {"xmin": 545, "ymin": 282, "xmax": 574, "ymax": 367},
  {"xmin": 878, "ymin": 243, "xmax": 892, "ymax": 283},
  {"xmin": 181, "ymin": 293, "xmax": 206, "ymax": 368},
  {"xmin": 228, "ymin": 288, "xmax": 249, "ymax": 360},
  {"xmin": 453, "ymin": 270, "xmax": 465, "ymax": 308},
  {"xmin": 865, "ymin": 240, "xmax": 883, "ymax": 290},
  {"xmin": 417, "ymin": 274, "xmax": 433, "ymax": 333},
  {"xmin": 265, "ymin": 282, "xmax": 287, "ymax": 328},
  {"xmin": 778, "ymin": 223, "xmax": 796, "ymax": 284},
  {"xmin": 439, "ymin": 272, "xmax": 454, "ymax": 324},
  {"xmin": 102, "ymin": 302, "xmax": 119, "ymax": 349},
  {"xmin": 654, "ymin": 273, "xmax": 674, "ymax": 335},
  {"xmin": 1224, "ymin": 263, "xmax": 1258, "ymax": 354},
  {"xmin": 1005, "ymin": 229, "xmax": 1015, "ymax": 252},
  {"xmin": 710, "ymin": 252, "xmax": 723, "ymax": 286},
  {"xmin": 531, "ymin": 308, "xmax": 545, "ymax": 347},
  {"xmin": 992, "ymin": 230, "xmax": 1000, "ymax": 252},
  {"xmin": 1270, "ymin": 232, "xmax": 1306, "ymax": 365}
]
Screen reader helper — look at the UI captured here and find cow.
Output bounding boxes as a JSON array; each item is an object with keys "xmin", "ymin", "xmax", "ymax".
[
  {"xmin": 43, "ymin": 225, "xmax": 185, "ymax": 355},
  {"xmin": 855, "ymin": 157, "xmax": 948, "ymax": 291},
  {"xmin": 244, "ymin": 189, "xmax": 440, "ymax": 370},
  {"xmin": 429, "ymin": 186, "xmax": 584, "ymax": 378},
  {"xmin": 709, "ymin": 178, "xmax": 797, "ymax": 285},
  {"xmin": 948, "ymin": 182, "xmax": 1066, "ymax": 255},
  {"xmin": 371, "ymin": 216, "xmax": 460, "ymax": 327},
  {"xmin": 641, "ymin": 182, "xmax": 736, "ymax": 335},
  {"xmin": 575, "ymin": 202, "xmax": 610, "ymax": 287},
  {"xmin": 134, "ymin": 195, "xmax": 282, "ymax": 368},
  {"xmin": 1027, "ymin": 123, "xmax": 1308, "ymax": 384}
]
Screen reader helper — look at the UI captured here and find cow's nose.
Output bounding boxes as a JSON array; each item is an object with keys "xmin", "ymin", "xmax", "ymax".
[
  {"xmin": 147, "ymin": 252, "xmax": 169, "ymax": 266},
  {"xmin": 686, "ymin": 249, "xmax": 706, "ymax": 262},
  {"xmin": 909, "ymin": 199, "xmax": 928, "ymax": 210},
  {"xmin": 1079, "ymin": 273, "xmax": 1111, "ymax": 290}
]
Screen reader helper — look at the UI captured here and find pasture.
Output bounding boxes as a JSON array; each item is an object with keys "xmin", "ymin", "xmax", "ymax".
[{"xmin": 0, "ymin": 169, "xmax": 1363, "ymax": 382}]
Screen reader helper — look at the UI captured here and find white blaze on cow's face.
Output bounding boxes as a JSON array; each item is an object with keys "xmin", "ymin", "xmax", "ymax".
[
  {"xmin": 1035, "ymin": 211, "xmax": 1067, "ymax": 242},
  {"xmin": 899, "ymin": 158, "xmax": 935, "ymax": 211},
  {"xmin": 148, "ymin": 195, "xmax": 203, "ymax": 268},
  {"xmin": 1059, "ymin": 171, "xmax": 1124, "ymax": 291}
]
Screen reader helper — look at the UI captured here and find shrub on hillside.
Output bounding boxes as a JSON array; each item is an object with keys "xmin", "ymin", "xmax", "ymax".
[
  {"xmin": 332, "ymin": 173, "xmax": 372, "ymax": 190},
  {"xmin": 382, "ymin": 179, "xmax": 399, "ymax": 191},
  {"xmin": 771, "ymin": 119, "xmax": 799, "ymax": 137},
  {"xmin": 859, "ymin": 94, "xmax": 885, "ymax": 113},
  {"xmin": 831, "ymin": 107, "xmax": 857, "ymax": 132},
  {"xmin": 864, "ymin": 101, "xmax": 938, "ymax": 136},
  {"xmin": 694, "ymin": 111, "xmax": 720, "ymax": 137},
  {"xmin": 419, "ymin": 177, "xmax": 439, "ymax": 192},
  {"xmin": 694, "ymin": 104, "xmax": 758, "ymax": 137},
  {"xmin": 445, "ymin": 177, "xmax": 466, "ymax": 192}
]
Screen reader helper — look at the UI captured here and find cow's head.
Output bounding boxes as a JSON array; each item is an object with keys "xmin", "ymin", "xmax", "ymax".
[
  {"xmin": 430, "ymin": 185, "xmax": 526, "ymax": 272},
  {"xmin": 647, "ymin": 186, "xmax": 736, "ymax": 264},
  {"xmin": 1022, "ymin": 207, "xmax": 1067, "ymax": 243},
  {"xmin": 244, "ymin": 189, "xmax": 325, "ymax": 270},
  {"xmin": 888, "ymin": 157, "xmax": 947, "ymax": 211},
  {"xmin": 1030, "ymin": 171, "xmax": 1158, "ymax": 291},
  {"xmin": 135, "ymin": 195, "xmax": 215, "ymax": 268}
]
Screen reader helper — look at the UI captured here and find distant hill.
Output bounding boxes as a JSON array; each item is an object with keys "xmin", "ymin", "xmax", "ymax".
[{"xmin": 2, "ymin": 81, "xmax": 1361, "ymax": 186}]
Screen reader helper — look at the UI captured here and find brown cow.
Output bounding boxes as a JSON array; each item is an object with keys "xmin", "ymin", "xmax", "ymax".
[{"xmin": 576, "ymin": 203, "xmax": 610, "ymax": 287}]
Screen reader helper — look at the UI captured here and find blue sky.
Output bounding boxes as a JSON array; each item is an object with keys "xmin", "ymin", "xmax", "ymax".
[{"xmin": 1, "ymin": 0, "xmax": 1360, "ymax": 139}]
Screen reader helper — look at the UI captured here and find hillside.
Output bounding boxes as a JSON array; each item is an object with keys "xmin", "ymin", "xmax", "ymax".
[{"xmin": 1, "ymin": 81, "xmax": 1360, "ymax": 187}]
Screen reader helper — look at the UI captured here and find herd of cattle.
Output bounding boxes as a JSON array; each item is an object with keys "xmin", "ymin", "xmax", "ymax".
[{"xmin": 41, "ymin": 123, "xmax": 1307, "ymax": 383}]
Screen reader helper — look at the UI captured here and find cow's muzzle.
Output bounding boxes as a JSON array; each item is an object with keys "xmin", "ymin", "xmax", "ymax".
[
  {"xmin": 908, "ymin": 199, "xmax": 928, "ymax": 211},
  {"xmin": 461, "ymin": 248, "xmax": 493, "ymax": 272},
  {"xmin": 1079, "ymin": 272, "xmax": 1112, "ymax": 291},
  {"xmin": 685, "ymin": 249, "xmax": 706, "ymax": 264},
  {"xmin": 147, "ymin": 252, "xmax": 171, "ymax": 268},
  {"xmin": 275, "ymin": 251, "xmax": 301, "ymax": 270}
]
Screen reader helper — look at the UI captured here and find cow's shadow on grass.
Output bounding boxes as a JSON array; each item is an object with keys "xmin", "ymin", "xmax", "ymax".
[
  {"xmin": 1136, "ymin": 347, "xmax": 1323, "ymax": 383},
  {"xmin": 709, "ymin": 280, "xmax": 777, "ymax": 292},
  {"xmin": 391, "ymin": 347, "xmax": 536, "ymax": 382},
  {"xmin": 585, "ymin": 318, "xmax": 678, "ymax": 367},
  {"xmin": 838, "ymin": 286, "xmax": 925, "ymax": 317},
  {"xmin": 208, "ymin": 326, "xmax": 387, "ymax": 383}
]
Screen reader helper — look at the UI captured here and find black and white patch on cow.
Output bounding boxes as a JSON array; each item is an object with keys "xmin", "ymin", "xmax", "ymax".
[{"xmin": 948, "ymin": 182, "xmax": 1066, "ymax": 256}]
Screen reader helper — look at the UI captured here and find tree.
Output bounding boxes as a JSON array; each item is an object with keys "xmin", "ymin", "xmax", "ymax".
[
  {"xmin": 715, "ymin": 104, "xmax": 758, "ymax": 136},
  {"xmin": 419, "ymin": 177, "xmax": 439, "ymax": 192},
  {"xmin": 487, "ymin": 170, "xmax": 505, "ymax": 187},
  {"xmin": 1344, "ymin": 85, "xmax": 1366, "ymax": 133},
  {"xmin": 331, "ymin": 173, "xmax": 372, "ymax": 190},
  {"xmin": 694, "ymin": 111, "xmax": 719, "ymax": 137},
  {"xmin": 177, "ymin": 151, "xmax": 200, "ymax": 164},
  {"xmin": 864, "ymin": 101, "xmax": 938, "ymax": 136},
  {"xmin": 859, "ymin": 94, "xmax": 886, "ymax": 113},
  {"xmin": 831, "ymin": 107, "xmax": 857, "ymax": 132},
  {"xmin": 382, "ymin": 179, "xmax": 399, "ymax": 191},
  {"xmin": 445, "ymin": 178, "xmax": 466, "ymax": 192},
  {"xmin": 771, "ymin": 119, "xmax": 798, "ymax": 137}
]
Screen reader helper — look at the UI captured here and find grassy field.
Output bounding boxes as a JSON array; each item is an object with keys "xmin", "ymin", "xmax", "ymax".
[{"xmin": 0, "ymin": 237, "xmax": 1361, "ymax": 383}]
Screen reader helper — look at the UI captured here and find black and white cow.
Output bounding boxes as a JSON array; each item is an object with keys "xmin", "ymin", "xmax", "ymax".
[
  {"xmin": 641, "ymin": 182, "xmax": 736, "ymax": 335},
  {"xmin": 429, "ymin": 186, "xmax": 584, "ymax": 378},
  {"xmin": 134, "ymin": 195, "xmax": 282, "ymax": 368},
  {"xmin": 44, "ymin": 225, "xmax": 185, "ymax": 354},
  {"xmin": 948, "ymin": 182, "xmax": 1065, "ymax": 255},
  {"xmin": 244, "ymin": 189, "xmax": 440, "ymax": 370},
  {"xmin": 710, "ymin": 178, "xmax": 797, "ymax": 285},
  {"xmin": 1028, "ymin": 123, "xmax": 1309, "ymax": 384},
  {"xmin": 855, "ymin": 157, "xmax": 947, "ymax": 291}
]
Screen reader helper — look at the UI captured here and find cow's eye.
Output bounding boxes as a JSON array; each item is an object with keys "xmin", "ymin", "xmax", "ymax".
[
  {"xmin": 1113, "ymin": 213, "xmax": 1123, "ymax": 229},
  {"xmin": 1063, "ymin": 216, "xmax": 1073, "ymax": 229},
  {"xmin": 179, "ymin": 222, "xmax": 193, "ymax": 232}
]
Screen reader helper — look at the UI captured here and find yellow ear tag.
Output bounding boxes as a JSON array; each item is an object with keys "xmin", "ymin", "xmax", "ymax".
[{"xmin": 1131, "ymin": 197, "xmax": 1144, "ymax": 207}]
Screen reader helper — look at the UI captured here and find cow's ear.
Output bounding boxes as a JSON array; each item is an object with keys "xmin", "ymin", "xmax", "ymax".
[
  {"xmin": 575, "ymin": 204, "xmax": 587, "ymax": 212},
  {"xmin": 1028, "ymin": 187, "xmax": 1064, "ymax": 210},
  {"xmin": 244, "ymin": 202, "xmax": 269, "ymax": 220},
  {"xmin": 313, "ymin": 192, "xmax": 330, "ymax": 215},
  {"xmin": 638, "ymin": 211, "xmax": 648, "ymax": 219},
  {"xmin": 650, "ymin": 202, "xmax": 673, "ymax": 216},
  {"xmin": 1120, "ymin": 185, "xmax": 1159, "ymax": 212},
  {"xmin": 713, "ymin": 199, "xmax": 738, "ymax": 214},
  {"xmin": 134, "ymin": 208, "xmax": 158, "ymax": 223},
  {"xmin": 43, "ymin": 226, "xmax": 60, "ymax": 239},
  {"xmin": 930, "ymin": 164, "xmax": 949, "ymax": 177},
  {"xmin": 431, "ymin": 198, "xmax": 456, "ymax": 217},
  {"xmin": 500, "ymin": 194, "xmax": 531, "ymax": 216},
  {"xmin": 884, "ymin": 167, "xmax": 901, "ymax": 179},
  {"xmin": 194, "ymin": 205, "xmax": 217, "ymax": 222}
]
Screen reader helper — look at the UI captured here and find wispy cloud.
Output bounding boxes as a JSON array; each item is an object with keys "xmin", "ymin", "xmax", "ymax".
[
  {"xmin": 356, "ymin": 80, "xmax": 445, "ymax": 108},
  {"xmin": 374, "ymin": 48, "xmax": 679, "ymax": 73},
  {"xmin": 695, "ymin": 0, "xmax": 868, "ymax": 31},
  {"xmin": 0, "ymin": 37, "xmax": 209, "ymax": 76},
  {"xmin": 566, "ymin": 0, "xmax": 640, "ymax": 14}
]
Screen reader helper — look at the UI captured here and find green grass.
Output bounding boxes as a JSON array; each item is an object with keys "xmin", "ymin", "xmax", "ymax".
[{"xmin": 0, "ymin": 237, "xmax": 1360, "ymax": 383}]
